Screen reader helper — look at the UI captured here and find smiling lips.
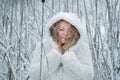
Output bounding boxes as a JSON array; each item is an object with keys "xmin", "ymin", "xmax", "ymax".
[{"xmin": 60, "ymin": 37, "xmax": 68, "ymax": 44}]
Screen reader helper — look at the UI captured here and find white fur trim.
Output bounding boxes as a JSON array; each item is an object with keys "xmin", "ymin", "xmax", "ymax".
[{"xmin": 46, "ymin": 12, "xmax": 86, "ymax": 42}]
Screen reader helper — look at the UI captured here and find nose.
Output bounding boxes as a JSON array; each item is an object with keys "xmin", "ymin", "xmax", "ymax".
[{"xmin": 63, "ymin": 30, "xmax": 68, "ymax": 36}]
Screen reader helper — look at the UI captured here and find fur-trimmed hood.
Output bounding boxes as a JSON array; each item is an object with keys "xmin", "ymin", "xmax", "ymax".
[{"xmin": 46, "ymin": 12, "xmax": 87, "ymax": 42}]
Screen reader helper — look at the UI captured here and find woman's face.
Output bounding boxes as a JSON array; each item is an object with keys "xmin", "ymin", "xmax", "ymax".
[{"xmin": 57, "ymin": 21, "xmax": 73, "ymax": 44}]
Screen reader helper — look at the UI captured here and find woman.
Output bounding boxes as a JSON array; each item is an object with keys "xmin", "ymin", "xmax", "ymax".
[{"xmin": 30, "ymin": 12, "xmax": 94, "ymax": 80}]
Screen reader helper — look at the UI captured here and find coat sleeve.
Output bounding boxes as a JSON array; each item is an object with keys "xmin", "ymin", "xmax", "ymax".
[
  {"xmin": 30, "ymin": 41, "xmax": 61, "ymax": 80},
  {"xmin": 61, "ymin": 42, "xmax": 94, "ymax": 80}
]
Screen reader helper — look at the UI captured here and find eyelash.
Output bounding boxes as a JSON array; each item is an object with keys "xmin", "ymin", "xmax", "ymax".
[
  {"xmin": 58, "ymin": 28, "xmax": 73, "ymax": 33},
  {"xmin": 59, "ymin": 28, "xmax": 64, "ymax": 31}
]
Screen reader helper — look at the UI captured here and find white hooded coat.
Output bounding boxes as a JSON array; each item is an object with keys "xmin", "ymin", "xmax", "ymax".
[{"xmin": 30, "ymin": 12, "xmax": 94, "ymax": 80}]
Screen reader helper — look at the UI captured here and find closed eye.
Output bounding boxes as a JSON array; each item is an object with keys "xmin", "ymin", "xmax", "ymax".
[{"xmin": 58, "ymin": 28, "xmax": 64, "ymax": 31}]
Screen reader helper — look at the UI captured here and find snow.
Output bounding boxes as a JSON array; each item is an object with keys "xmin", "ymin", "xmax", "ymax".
[{"xmin": 0, "ymin": 0, "xmax": 120, "ymax": 80}]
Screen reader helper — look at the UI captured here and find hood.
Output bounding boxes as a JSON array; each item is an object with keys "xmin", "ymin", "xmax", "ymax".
[{"xmin": 46, "ymin": 12, "xmax": 87, "ymax": 42}]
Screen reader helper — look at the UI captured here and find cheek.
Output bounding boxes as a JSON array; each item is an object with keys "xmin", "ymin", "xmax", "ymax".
[
  {"xmin": 66, "ymin": 33, "xmax": 73, "ymax": 39},
  {"xmin": 68, "ymin": 34, "xmax": 72, "ymax": 38},
  {"xmin": 57, "ymin": 32, "xmax": 62, "ymax": 37}
]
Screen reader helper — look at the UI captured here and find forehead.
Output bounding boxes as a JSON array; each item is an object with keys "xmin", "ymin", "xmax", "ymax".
[{"xmin": 58, "ymin": 21, "xmax": 72, "ymax": 28}]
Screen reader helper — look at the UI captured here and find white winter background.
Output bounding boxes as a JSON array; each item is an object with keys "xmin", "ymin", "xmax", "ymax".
[{"xmin": 0, "ymin": 0, "xmax": 120, "ymax": 80}]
